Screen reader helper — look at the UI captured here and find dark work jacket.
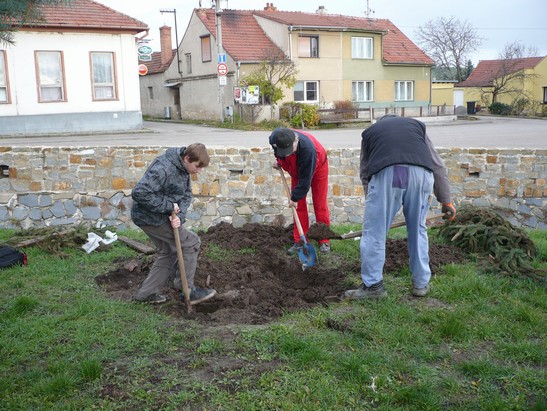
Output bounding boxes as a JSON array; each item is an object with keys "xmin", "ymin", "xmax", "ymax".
[
  {"xmin": 275, "ymin": 129, "xmax": 327, "ymax": 202},
  {"xmin": 131, "ymin": 147, "xmax": 192, "ymax": 227},
  {"xmin": 360, "ymin": 117, "xmax": 451, "ymax": 203}
]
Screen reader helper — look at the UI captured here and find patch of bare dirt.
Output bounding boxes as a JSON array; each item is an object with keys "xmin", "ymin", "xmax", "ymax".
[{"xmin": 95, "ymin": 222, "xmax": 465, "ymax": 325}]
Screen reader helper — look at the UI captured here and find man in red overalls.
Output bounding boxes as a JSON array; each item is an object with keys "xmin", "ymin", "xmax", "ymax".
[{"xmin": 269, "ymin": 127, "xmax": 331, "ymax": 254}]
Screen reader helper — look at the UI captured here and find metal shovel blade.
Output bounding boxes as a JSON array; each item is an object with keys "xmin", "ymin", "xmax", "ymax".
[{"xmin": 297, "ymin": 235, "xmax": 317, "ymax": 269}]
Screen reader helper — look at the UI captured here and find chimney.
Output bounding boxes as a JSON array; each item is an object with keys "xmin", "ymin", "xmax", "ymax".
[
  {"xmin": 316, "ymin": 6, "xmax": 327, "ymax": 14},
  {"xmin": 160, "ymin": 25, "xmax": 172, "ymax": 66},
  {"xmin": 264, "ymin": 3, "xmax": 277, "ymax": 11}
]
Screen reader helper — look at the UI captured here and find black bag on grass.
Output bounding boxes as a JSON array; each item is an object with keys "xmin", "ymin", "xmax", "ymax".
[{"xmin": 0, "ymin": 245, "xmax": 27, "ymax": 269}]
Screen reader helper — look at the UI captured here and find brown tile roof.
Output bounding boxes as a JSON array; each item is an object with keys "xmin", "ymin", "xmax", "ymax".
[
  {"xmin": 196, "ymin": 9, "xmax": 285, "ymax": 61},
  {"xmin": 196, "ymin": 8, "xmax": 433, "ymax": 65},
  {"xmin": 456, "ymin": 57, "xmax": 545, "ymax": 87},
  {"xmin": 22, "ymin": 0, "xmax": 148, "ymax": 33},
  {"xmin": 145, "ymin": 50, "xmax": 177, "ymax": 75}
]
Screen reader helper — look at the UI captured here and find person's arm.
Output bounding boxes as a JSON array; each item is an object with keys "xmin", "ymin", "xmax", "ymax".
[
  {"xmin": 425, "ymin": 135, "xmax": 456, "ymax": 220},
  {"xmin": 359, "ymin": 136, "xmax": 369, "ymax": 194},
  {"xmin": 291, "ymin": 144, "xmax": 316, "ymax": 202},
  {"xmin": 131, "ymin": 164, "xmax": 173, "ymax": 215}
]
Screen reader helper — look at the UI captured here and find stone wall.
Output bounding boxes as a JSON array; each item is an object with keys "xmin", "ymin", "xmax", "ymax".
[{"xmin": 0, "ymin": 146, "xmax": 545, "ymax": 230}]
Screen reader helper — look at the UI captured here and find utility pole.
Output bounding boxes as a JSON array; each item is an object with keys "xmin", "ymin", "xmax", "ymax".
[
  {"xmin": 160, "ymin": 9, "xmax": 182, "ymax": 77},
  {"xmin": 365, "ymin": 0, "xmax": 374, "ymax": 18},
  {"xmin": 215, "ymin": 0, "xmax": 225, "ymax": 122}
]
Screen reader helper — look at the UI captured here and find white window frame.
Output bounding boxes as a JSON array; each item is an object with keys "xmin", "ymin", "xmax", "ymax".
[
  {"xmin": 0, "ymin": 50, "xmax": 10, "ymax": 103},
  {"xmin": 35, "ymin": 50, "xmax": 66, "ymax": 102},
  {"xmin": 394, "ymin": 80, "xmax": 414, "ymax": 101},
  {"xmin": 351, "ymin": 37, "xmax": 373, "ymax": 59},
  {"xmin": 294, "ymin": 80, "xmax": 319, "ymax": 103},
  {"xmin": 298, "ymin": 36, "xmax": 319, "ymax": 58},
  {"xmin": 185, "ymin": 53, "xmax": 192, "ymax": 74},
  {"xmin": 90, "ymin": 52, "xmax": 117, "ymax": 101},
  {"xmin": 352, "ymin": 80, "xmax": 374, "ymax": 102}
]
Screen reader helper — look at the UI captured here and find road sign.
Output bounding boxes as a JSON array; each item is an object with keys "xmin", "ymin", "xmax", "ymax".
[
  {"xmin": 138, "ymin": 45, "xmax": 153, "ymax": 55},
  {"xmin": 217, "ymin": 63, "xmax": 228, "ymax": 76},
  {"xmin": 218, "ymin": 53, "xmax": 226, "ymax": 63},
  {"xmin": 138, "ymin": 64, "xmax": 148, "ymax": 76},
  {"xmin": 219, "ymin": 76, "xmax": 227, "ymax": 85},
  {"xmin": 138, "ymin": 54, "xmax": 152, "ymax": 62}
]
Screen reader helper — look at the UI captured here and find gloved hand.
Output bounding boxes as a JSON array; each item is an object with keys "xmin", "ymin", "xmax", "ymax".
[{"xmin": 442, "ymin": 203, "xmax": 457, "ymax": 222}]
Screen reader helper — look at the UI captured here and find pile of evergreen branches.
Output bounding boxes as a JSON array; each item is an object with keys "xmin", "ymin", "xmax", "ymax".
[{"xmin": 437, "ymin": 206, "xmax": 545, "ymax": 282}]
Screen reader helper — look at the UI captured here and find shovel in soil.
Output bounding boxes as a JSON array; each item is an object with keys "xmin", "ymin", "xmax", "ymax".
[
  {"xmin": 172, "ymin": 209, "xmax": 193, "ymax": 314},
  {"xmin": 278, "ymin": 168, "xmax": 317, "ymax": 270}
]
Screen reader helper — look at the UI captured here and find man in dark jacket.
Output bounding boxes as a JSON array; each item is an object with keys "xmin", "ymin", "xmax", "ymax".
[
  {"xmin": 269, "ymin": 127, "xmax": 331, "ymax": 254},
  {"xmin": 131, "ymin": 143, "xmax": 216, "ymax": 304},
  {"xmin": 343, "ymin": 115, "xmax": 456, "ymax": 299}
]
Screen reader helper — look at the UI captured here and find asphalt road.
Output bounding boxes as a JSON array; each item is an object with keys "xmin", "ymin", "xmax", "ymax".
[{"xmin": 0, "ymin": 116, "xmax": 545, "ymax": 149}]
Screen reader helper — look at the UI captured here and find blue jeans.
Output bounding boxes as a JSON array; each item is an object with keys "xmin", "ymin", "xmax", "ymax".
[{"xmin": 360, "ymin": 165, "xmax": 434, "ymax": 288}]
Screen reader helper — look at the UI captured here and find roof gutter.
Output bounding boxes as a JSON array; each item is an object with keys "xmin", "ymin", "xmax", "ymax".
[{"xmin": 288, "ymin": 25, "xmax": 385, "ymax": 35}]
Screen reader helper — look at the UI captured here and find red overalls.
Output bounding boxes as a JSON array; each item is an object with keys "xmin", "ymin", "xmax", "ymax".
[{"xmin": 277, "ymin": 130, "xmax": 330, "ymax": 244}]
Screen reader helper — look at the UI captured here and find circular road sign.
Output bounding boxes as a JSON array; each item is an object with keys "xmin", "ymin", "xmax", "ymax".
[
  {"xmin": 217, "ymin": 63, "xmax": 228, "ymax": 76},
  {"xmin": 138, "ymin": 64, "xmax": 148, "ymax": 76}
]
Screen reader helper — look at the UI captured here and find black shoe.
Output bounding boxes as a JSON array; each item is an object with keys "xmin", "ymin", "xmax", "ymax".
[
  {"xmin": 186, "ymin": 287, "xmax": 217, "ymax": 304},
  {"xmin": 342, "ymin": 282, "xmax": 387, "ymax": 300},
  {"xmin": 134, "ymin": 293, "xmax": 167, "ymax": 304}
]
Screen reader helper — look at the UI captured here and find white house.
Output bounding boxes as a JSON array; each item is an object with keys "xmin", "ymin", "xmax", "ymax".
[{"xmin": 0, "ymin": 0, "xmax": 148, "ymax": 136}]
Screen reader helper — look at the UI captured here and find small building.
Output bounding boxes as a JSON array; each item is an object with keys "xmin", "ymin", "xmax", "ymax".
[
  {"xmin": 0, "ymin": 0, "xmax": 149, "ymax": 136},
  {"xmin": 455, "ymin": 56, "xmax": 547, "ymax": 115}
]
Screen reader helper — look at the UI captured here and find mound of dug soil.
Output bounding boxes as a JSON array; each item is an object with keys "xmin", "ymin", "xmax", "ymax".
[{"xmin": 96, "ymin": 222, "xmax": 464, "ymax": 325}]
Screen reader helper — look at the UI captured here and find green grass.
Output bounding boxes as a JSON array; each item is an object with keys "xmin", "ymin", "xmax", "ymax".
[{"xmin": 0, "ymin": 227, "xmax": 545, "ymax": 410}]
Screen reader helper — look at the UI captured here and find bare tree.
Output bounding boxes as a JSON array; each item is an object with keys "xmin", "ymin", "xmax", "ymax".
[
  {"xmin": 0, "ymin": 0, "xmax": 70, "ymax": 46},
  {"xmin": 484, "ymin": 41, "xmax": 540, "ymax": 105},
  {"xmin": 415, "ymin": 16, "xmax": 483, "ymax": 82}
]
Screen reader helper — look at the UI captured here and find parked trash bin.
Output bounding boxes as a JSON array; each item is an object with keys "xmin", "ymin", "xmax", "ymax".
[
  {"xmin": 163, "ymin": 106, "xmax": 171, "ymax": 120},
  {"xmin": 466, "ymin": 101, "xmax": 476, "ymax": 115}
]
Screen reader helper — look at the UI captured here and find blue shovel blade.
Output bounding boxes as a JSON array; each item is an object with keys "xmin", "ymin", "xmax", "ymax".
[{"xmin": 297, "ymin": 237, "xmax": 317, "ymax": 268}]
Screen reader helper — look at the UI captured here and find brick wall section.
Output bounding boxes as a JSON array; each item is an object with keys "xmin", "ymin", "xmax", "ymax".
[{"xmin": 0, "ymin": 146, "xmax": 545, "ymax": 230}]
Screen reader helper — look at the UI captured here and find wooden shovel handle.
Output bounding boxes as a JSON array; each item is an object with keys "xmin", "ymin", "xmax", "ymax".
[
  {"xmin": 340, "ymin": 213, "xmax": 446, "ymax": 239},
  {"xmin": 278, "ymin": 168, "xmax": 306, "ymax": 240},
  {"xmin": 172, "ymin": 209, "xmax": 193, "ymax": 312}
]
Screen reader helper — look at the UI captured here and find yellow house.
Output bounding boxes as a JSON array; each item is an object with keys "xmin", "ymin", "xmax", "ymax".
[
  {"xmin": 454, "ymin": 56, "xmax": 547, "ymax": 115},
  {"xmin": 153, "ymin": 3, "xmax": 434, "ymax": 120}
]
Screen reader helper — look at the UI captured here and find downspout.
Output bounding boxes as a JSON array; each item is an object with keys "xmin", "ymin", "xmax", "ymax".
[{"xmin": 288, "ymin": 25, "xmax": 293, "ymax": 60}]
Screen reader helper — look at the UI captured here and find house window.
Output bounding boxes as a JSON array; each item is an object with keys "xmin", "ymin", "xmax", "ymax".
[
  {"xmin": 394, "ymin": 80, "xmax": 414, "ymax": 101},
  {"xmin": 0, "ymin": 50, "xmax": 10, "ymax": 103},
  {"xmin": 148, "ymin": 86, "xmax": 154, "ymax": 99},
  {"xmin": 185, "ymin": 53, "xmax": 192, "ymax": 74},
  {"xmin": 298, "ymin": 36, "xmax": 319, "ymax": 58},
  {"xmin": 543, "ymin": 87, "xmax": 547, "ymax": 103},
  {"xmin": 201, "ymin": 35, "xmax": 211, "ymax": 62},
  {"xmin": 351, "ymin": 37, "xmax": 373, "ymax": 59},
  {"xmin": 35, "ymin": 51, "xmax": 65, "ymax": 102},
  {"xmin": 91, "ymin": 52, "xmax": 117, "ymax": 100},
  {"xmin": 294, "ymin": 81, "xmax": 318, "ymax": 102},
  {"xmin": 352, "ymin": 81, "xmax": 373, "ymax": 102}
]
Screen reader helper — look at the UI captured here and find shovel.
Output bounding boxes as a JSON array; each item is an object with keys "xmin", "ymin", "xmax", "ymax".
[
  {"xmin": 171, "ymin": 209, "xmax": 193, "ymax": 314},
  {"xmin": 338, "ymin": 213, "xmax": 447, "ymax": 240},
  {"xmin": 278, "ymin": 169, "xmax": 317, "ymax": 269}
]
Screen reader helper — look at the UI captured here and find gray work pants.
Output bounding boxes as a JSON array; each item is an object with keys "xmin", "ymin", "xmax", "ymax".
[{"xmin": 135, "ymin": 222, "xmax": 200, "ymax": 299}]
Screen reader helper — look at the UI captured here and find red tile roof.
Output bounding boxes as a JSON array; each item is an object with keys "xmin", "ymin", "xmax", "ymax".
[
  {"xmin": 146, "ymin": 50, "xmax": 177, "ymax": 75},
  {"xmin": 457, "ymin": 57, "xmax": 544, "ymax": 87},
  {"xmin": 196, "ymin": 9, "xmax": 285, "ymax": 62},
  {"xmin": 196, "ymin": 8, "xmax": 433, "ymax": 65},
  {"xmin": 22, "ymin": 0, "xmax": 148, "ymax": 33}
]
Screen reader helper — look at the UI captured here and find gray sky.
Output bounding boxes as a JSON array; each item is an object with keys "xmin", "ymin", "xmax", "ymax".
[{"xmin": 100, "ymin": 0, "xmax": 547, "ymax": 64}]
